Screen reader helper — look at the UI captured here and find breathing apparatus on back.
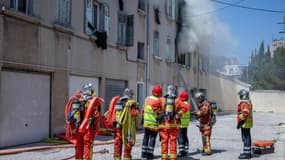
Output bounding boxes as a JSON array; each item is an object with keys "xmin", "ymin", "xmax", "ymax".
[{"xmin": 165, "ymin": 85, "xmax": 176, "ymax": 121}]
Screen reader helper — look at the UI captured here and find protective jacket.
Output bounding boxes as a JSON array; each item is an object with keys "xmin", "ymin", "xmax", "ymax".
[
  {"xmin": 143, "ymin": 95, "xmax": 163, "ymax": 131},
  {"xmin": 237, "ymin": 100, "xmax": 253, "ymax": 128},
  {"xmin": 179, "ymin": 101, "xmax": 190, "ymax": 128}
]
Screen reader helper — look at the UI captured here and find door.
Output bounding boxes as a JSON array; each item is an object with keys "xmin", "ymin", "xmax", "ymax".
[{"xmin": 0, "ymin": 71, "xmax": 50, "ymax": 148}]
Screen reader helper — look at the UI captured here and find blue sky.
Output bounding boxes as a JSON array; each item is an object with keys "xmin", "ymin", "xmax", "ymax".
[{"xmin": 212, "ymin": 0, "xmax": 284, "ymax": 65}]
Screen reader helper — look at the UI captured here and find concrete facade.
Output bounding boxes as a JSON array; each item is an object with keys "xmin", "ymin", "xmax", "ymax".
[
  {"xmin": 251, "ymin": 90, "xmax": 285, "ymax": 113},
  {"xmin": 207, "ymin": 74, "xmax": 250, "ymax": 111},
  {"xmin": 0, "ymin": 0, "xmax": 245, "ymax": 147}
]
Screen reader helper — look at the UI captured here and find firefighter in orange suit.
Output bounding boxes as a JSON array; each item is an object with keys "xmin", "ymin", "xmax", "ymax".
[
  {"xmin": 158, "ymin": 85, "xmax": 189, "ymax": 160},
  {"xmin": 141, "ymin": 85, "xmax": 164, "ymax": 159},
  {"xmin": 237, "ymin": 89, "xmax": 253, "ymax": 159},
  {"xmin": 194, "ymin": 92, "xmax": 212, "ymax": 156},
  {"xmin": 113, "ymin": 88, "xmax": 140, "ymax": 160},
  {"xmin": 66, "ymin": 83, "xmax": 102, "ymax": 160}
]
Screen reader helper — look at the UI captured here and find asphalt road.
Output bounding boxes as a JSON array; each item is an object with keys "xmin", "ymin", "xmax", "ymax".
[{"xmin": 0, "ymin": 112, "xmax": 285, "ymax": 160}]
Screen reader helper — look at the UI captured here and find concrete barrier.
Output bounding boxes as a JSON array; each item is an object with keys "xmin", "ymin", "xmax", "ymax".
[{"xmin": 251, "ymin": 90, "xmax": 285, "ymax": 113}]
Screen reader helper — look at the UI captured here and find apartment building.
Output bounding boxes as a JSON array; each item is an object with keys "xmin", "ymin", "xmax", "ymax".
[{"xmin": 0, "ymin": 0, "xmax": 209, "ymax": 147}]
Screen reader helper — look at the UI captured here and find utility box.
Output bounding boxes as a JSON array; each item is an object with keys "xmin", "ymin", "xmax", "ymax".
[{"xmin": 252, "ymin": 141, "xmax": 275, "ymax": 154}]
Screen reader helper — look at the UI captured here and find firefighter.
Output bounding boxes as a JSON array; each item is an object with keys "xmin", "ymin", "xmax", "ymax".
[
  {"xmin": 113, "ymin": 88, "xmax": 140, "ymax": 160},
  {"xmin": 141, "ymin": 85, "xmax": 164, "ymax": 159},
  {"xmin": 66, "ymin": 82, "xmax": 102, "ymax": 160},
  {"xmin": 237, "ymin": 89, "xmax": 253, "ymax": 159},
  {"xmin": 159, "ymin": 85, "xmax": 189, "ymax": 160},
  {"xmin": 194, "ymin": 92, "xmax": 212, "ymax": 156},
  {"xmin": 177, "ymin": 91, "xmax": 191, "ymax": 157}
]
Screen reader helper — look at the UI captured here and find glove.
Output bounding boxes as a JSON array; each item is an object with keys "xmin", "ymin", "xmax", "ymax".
[
  {"xmin": 237, "ymin": 120, "xmax": 245, "ymax": 129},
  {"xmin": 141, "ymin": 117, "xmax": 144, "ymax": 125},
  {"xmin": 156, "ymin": 113, "xmax": 165, "ymax": 123}
]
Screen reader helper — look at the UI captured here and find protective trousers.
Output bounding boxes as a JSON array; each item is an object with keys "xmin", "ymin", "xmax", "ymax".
[
  {"xmin": 114, "ymin": 128, "xmax": 132, "ymax": 160},
  {"xmin": 177, "ymin": 128, "xmax": 189, "ymax": 154},
  {"xmin": 241, "ymin": 128, "xmax": 251, "ymax": 155},
  {"xmin": 141, "ymin": 128, "xmax": 158, "ymax": 158},
  {"xmin": 75, "ymin": 130, "xmax": 95, "ymax": 160},
  {"xmin": 160, "ymin": 128, "xmax": 179, "ymax": 160},
  {"xmin": 201, "ymin": 129, "xmax": 212, "ymax": 155}
]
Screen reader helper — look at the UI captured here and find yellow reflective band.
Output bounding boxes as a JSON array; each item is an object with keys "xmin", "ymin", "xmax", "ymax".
[
  {"xmin": 161, "ymin": 154, "xmax": 168, "ymax": 158},
  {"xmin": 170, "ymin": 154, "xmax": 177, "ymax": 158}
]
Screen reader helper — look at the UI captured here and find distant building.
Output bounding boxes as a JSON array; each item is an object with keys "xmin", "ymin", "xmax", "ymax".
[
  {"xmin": 217, "ymin": 57, "xmax": 242, "ymax": 78},
  {"xmin": 270, "ymin": 38, "xmax": 285, "ymax": 58}
]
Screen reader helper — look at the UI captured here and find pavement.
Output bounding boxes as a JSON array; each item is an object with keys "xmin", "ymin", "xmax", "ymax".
[{"xmin": 0, "ymin": 112, "xmax": 285, "ymax": 160}]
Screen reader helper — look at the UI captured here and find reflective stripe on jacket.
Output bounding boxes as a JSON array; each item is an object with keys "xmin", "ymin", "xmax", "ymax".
[
  {"xmin": 180, "ymin": 101, "xmax": 190, "ymax": 128},
  {"xmin": 143, "ymin": 96, "xmax": 161, "ymax": 131}
]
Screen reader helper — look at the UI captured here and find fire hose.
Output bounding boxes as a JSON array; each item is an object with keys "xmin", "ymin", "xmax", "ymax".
[{"xmin": 0, "ymin": 140, "xmax": 114, "ymax": 155}]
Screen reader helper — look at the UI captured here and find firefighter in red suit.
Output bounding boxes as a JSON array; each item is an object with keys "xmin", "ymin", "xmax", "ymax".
[
  {"xmin": 194, "ymin": 92, "xmax": 212, "ymax": 155},
  {"xmin": 113, "ymin": 88, "xmax": 139, "ymax": 160},
  {"xmin": 67, "ymin": 82, "xmax": 102, "ymax": 160},
  {"xmin": 158, "ymin": 85, "xmax": 189, "ymax": 160}
]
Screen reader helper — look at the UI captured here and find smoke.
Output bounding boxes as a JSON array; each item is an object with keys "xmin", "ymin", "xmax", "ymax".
[{"xmin": 178, "ymin": 0, "xmax": 238, "ymax": 56}]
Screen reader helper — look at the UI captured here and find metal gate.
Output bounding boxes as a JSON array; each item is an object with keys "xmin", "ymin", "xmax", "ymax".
[
  {"xmin": 104, "ymin": 79, "xmax": 127, "ymax": 112},
  {"xmin": 0, "ymin": 71, "xmax": 50, "ymax": 148}
]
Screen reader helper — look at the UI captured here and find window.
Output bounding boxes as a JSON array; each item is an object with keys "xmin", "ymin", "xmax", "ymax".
[
  {"xmin": 103, "ymin": 4, "xmax": 110, "ymax": 33},
  {"xmin": 177, "ymin": 54, "xmax": 185, "ymax": 65},
  {"xmin": 153, "ymin": 31, "xmax": 159, "ymax": 56},
  {"xmin": 85, "ymin": 0, "xmax": 110, "ymax": 35},
  {"xmin": 56, "ymin": 0, "xmax": 71, "ymax": 26},
  {"xmin": 117, "ymin": 12, "xmax": 134, "ymax": 46},
  {"xmin": 10, "ymin": 0, "xmax": 31, "ymax": 14},
  {"xmin": 137, "ymin": 83, "xmax": 144, "ymax": 112},
  {"xmin": 166, "ymin": 37, "xmax": 171, "ymax": 60},
  {"xmin": 138, "ymin": 0, "xmax": 145, "ymax": 11},
  {"xmin": 137, "ymin": 42, "xmax": 145, "ymax": 60},
  {"xmin": 186, "ymin": 53, "xmax": 191, "ymax": 67},
  {"xmin": 166, "ymin": 0, "xmax": 176, "ymax": 20}
]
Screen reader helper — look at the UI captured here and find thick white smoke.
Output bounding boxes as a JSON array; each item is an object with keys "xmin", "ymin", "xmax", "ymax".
[{"xmin": 178, "ymin": 0, "xmax": 238, "ymax": 56}]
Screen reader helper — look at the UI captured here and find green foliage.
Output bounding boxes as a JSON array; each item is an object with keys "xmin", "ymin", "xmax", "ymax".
[{"xmin": 243, "ymin": 41, "xmax": 285, "ymax": 90}]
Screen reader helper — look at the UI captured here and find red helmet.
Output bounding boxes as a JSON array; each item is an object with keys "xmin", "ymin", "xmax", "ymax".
[
  {"xmin": 152, "ymin": 85, "xmax": 162, "ymax": 97},
  {"xmin": 179, "ymin": 91, "xmax": 189, "ymax": 101}
]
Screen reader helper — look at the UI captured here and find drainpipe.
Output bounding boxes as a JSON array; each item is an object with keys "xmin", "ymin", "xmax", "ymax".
[{"xmin": 145, "ymin": 0, "xmax": 150, "ymax": 97}]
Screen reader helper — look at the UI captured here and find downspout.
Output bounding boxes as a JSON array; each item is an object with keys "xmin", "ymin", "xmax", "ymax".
[{"xmin": 146, "ymin": 0, "xmax": 150, "ymax": 96}]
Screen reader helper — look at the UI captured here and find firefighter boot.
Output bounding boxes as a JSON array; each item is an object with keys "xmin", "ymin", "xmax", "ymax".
[{"xmin": 238, "ymin": 153, "xmax": 251, "ymax": 159}]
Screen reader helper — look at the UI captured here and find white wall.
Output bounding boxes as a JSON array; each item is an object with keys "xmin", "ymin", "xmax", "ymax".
[
  {"xmin": 251, "ymin": 90, "xmax": 285, "ymax": 113},
  {"xmin": 207, "ymin": 74, "xmax": 250, "ymax": 111}
]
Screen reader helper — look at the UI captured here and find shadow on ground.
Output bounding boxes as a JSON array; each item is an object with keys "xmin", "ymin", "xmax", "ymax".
[
  {"xmin": 189, "ymin": 148, "xmax": 227, "ymax": 156},
  {"xmin": 94, "ymin": 135, "xmax": 113, "ymax": 141}
]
